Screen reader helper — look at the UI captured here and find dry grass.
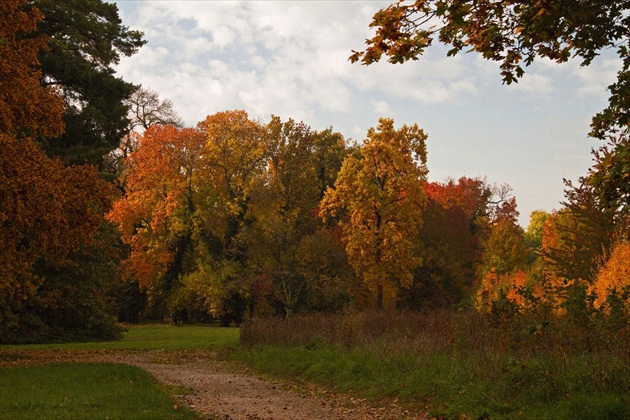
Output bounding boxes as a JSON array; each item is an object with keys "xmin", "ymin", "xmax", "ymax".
[{"xmin": 239, "ymin": 308, "xmax": 630, "ymax": 418}]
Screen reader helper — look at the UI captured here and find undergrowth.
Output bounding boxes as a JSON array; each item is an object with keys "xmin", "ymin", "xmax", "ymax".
[{"xmin": 237, "ymin": 309, "xmax": 630, "ymax": 419}]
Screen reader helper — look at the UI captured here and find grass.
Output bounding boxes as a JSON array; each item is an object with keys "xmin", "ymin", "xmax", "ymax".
[
  {"xmin": 2, "ymin": 316, "xmax": 628, "ymax": 419},
  {"xmin": 235, "ymin": 310, "xmax": 630, "ymax": 419},
  {"xmin": 0, "ymin": 324, "xmax": 239, "ymax": 420},
  {"xmin": 0, "ymin": 363, "xmax": 197, "ymax": 419},
  {"xmin": 1, "ymin": 324, "xmax": 239, "ymax": 352}
]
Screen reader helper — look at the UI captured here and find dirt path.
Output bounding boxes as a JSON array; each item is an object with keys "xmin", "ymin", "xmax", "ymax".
[{"xmin": 1, "ymin": 349, "xmax": 426, "ymax": 419}]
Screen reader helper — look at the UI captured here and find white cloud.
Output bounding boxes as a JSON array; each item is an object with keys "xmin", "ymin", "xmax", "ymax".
[
  {"xmin": 112, "ymin": 0, "xmax": 612, "ymax": 226},
  {"xmin": 372, "ymin": 100, "xmax": 392, "ymax": 115},
  {"xmin": 574, "ymin": 58, "xmax": 619, "ymax": 97},
  {"xmin": 509, "ymin": 72, "xmax": 554, "ymax": 96}
]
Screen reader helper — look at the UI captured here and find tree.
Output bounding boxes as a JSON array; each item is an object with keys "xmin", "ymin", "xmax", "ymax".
[
  {"xmin": 589, "ymin": 132, "xmax": 630, "ymax": 220},
  {"xmin": 480, "ymin": 219, "xmax": 528, "ymax": 278},
  {"xmin": 590, "ymin": 240, "xmax": 630, "ymax": 312},
  {"xmin": 249, "ymin": 118, "xmax": 345, "ymax": 316},
  {"xmin": 351, "ymin": 0, "xmax": 630, "ymax": 138},
  {"xmin": 105, "ymin": 88, "xmax": 185, "ymax": 192},
  {"xmin": 107, "ymin": 125, "xmax": 206, "ymax": 295},
  {"xmin": 30, "ymin": 0, "xmax": 145, "ymax": 165},
  {"xmin": 196, "ymin": 110, "xmax": 268, "ymax": 263},
  {"xmin": 525, "ymin": 210, "xmax": 550, "ymax": 252},
  {"xmin": 0, "ymin": 0, "xmax": 64, "ymax": 138},
  {"xmin": 126, "ymin": 87, "xmax": 185, "ymax": 132},
  {"xmin": 0, "ymin": 134, "xmax": 114, "ymax": 342},
  {"xmin": 320, "ymin": 118, "xmax": 428, "ymax": 310},
  {"xmin": 1, "ymin": 0, "xmax": 117, "ymax": 343},
  {"xmin": 192, "ymin": 110, "xmax": 269, "ymax": 323},
  {"xmin": 542, "ymin": 179, "xmax": 617, "ymax": 282},
  {"xmin": 312, "ymin": 128, "xmax": 350, "ymax": 199}
]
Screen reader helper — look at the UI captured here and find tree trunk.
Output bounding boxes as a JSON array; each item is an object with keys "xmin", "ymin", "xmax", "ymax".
[{"xmin": 375, "ymin": 283, "xmax": 383, "ymax": 311}]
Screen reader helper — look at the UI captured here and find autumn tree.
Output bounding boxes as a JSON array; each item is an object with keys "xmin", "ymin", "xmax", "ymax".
[
  {"xmin": 104, "ymin": 88, "xmax": 185, "ymax": 193},
  {"xmin": 246, "ymin": 118, "xmax": 352, "ymax": 316},
  {"xmin": 320, "ymin": 118, "xmax": 428, "ymax": 310},
  {"xmin": 1, "ymin": 0, "xmax": 117, "ymax": 343},
  {"xmin": 525, "ymin": 210, "xmax": 550, "ymax": 256},
  {"xmin": 406, "ymin": 177, "xmax": 520, "ymax": 308},
  {"xmin": 187, "ymin": 111, "xmax": 269, "ymax": 323},
  {"xmin": 107, "ymin": 125, "xmax": 206, "ymax": 318},
  {"xmin": 480, "ymin": 219, "xmax": 528, "ymax": 278},
  {"xmin": 0, "ymin": 134, "xmax": 114, "ymax": 342},
  {"xmin": 590, "ymin": 240, "xmax": 630, "ymax": 313},
  {"xmin": 0, "ymin": 0, "xmax": 64, "ymax": 138},
  {"xmin": 312, "ymin": 128, "xmax": 350, "ymax": 199}
]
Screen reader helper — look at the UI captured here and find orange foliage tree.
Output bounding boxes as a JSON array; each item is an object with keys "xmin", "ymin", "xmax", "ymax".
[
  {"xmin": 107, "ymin": 125, "xmax": 206, "ymax": 288},
  {"xmin": 108, "ymin": 111, "xmax": 270, "ymax": 322},
  {"xmin": 0, "ymin": 135, "xmax": 113, "ymax": 336},
  {"xmin": 1, "ymin": 0, "xmax": 115, "ymax": 342},
  {"xmin": 590, "ymin": 241, "xmax": 630, "ymax": 312}
]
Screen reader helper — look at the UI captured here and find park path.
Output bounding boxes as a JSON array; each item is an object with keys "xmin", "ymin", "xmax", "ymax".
[
  {"xmin": 1, "ymin": 349, "xmax": 426, "ymax": 419},
  {"xmin": 103, "ymin": 351, "xmax": 426, "ymax": 420}
]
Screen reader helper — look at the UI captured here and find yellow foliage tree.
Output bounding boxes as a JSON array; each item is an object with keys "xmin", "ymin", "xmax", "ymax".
[{"xmin": 320, "ymin": 118, "xmax": 428, "ymax": 310}]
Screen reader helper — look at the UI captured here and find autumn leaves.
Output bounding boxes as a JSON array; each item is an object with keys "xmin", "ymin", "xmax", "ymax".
[
  {"xmin": 107, "ymin": 113, "xmax": 435, "ymax": 314},
  {"xmin": 0, "ymin": 0, "xmax": 114, "ymax": 339},
  {"xmin": 320, "ymin": 119, "xmax": 429, "ymax": 310}
]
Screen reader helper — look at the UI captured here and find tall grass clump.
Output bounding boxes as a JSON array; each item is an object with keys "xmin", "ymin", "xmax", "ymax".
[{"xmin": 238, "ymin": 308, "xmax": 630, "ymax": 418}]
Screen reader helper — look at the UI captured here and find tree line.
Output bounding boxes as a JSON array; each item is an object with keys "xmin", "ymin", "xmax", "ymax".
[{"xmin": 1, "ymin": 0, "xmax": 628, "ymax": 343}]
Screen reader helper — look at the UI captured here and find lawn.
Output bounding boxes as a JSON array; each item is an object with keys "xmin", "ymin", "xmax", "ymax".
[
  {"xmin": 1, "ymin": 324, "xmax": 239, "ymax": 352},
  {"xmin": 0, "ymin": 324, "xmax": 239, "ymax": 420},
  {"xmin": 0, "ymin": 363, "xmax": 197, "ymax": 419},
  {"xmin": 4, "ymin": 319, "xmax": 628, "ymax": 419}
]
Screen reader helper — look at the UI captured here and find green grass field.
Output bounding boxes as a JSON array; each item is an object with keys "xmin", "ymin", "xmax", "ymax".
[
  {"xmin": 0, "ymin": 325, "xmax": 239, "ymax": 420},
  {"xmin": 236, "ymin": 312, "xmax": 630, "ymax": 419},
  {"xmin": 0, "ymin": 363, "xmax": 197, "ymax": 419},
  {"xmin": 1, "ymin": 324, "xmax": 239, "ymax": 352}
]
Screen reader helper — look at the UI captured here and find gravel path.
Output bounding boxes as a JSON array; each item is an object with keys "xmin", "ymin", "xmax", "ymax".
[{"xmin": 2, "ymin": 349, "xmax": 427, "ymax": 419}]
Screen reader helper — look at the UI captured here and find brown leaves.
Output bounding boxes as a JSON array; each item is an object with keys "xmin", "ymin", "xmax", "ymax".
[
  {"xmin": 0, "ymin": 0, "xmax": 64, "ymax": 138},
  {"xmin": 0, "ymin": 134, "xmax": 113, "ymax": 309}
]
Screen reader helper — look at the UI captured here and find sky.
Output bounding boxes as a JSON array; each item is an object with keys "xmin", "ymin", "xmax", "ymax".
[{"xmin": 110, "ymin": 0, "xmax": 619, "ymax": 227}]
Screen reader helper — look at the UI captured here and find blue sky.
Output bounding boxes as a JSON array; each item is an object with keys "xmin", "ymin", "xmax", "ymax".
[{"xmin": 111, "ymin": 0, "xmax": 619, "ymax": 226}]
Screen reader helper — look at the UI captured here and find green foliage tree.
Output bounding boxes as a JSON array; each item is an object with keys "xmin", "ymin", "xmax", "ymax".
[
  {"xmin": 480, "ymin": 219, "xmax": 528, "ymax": 277},
  {"xmin": 543, "ymin": 179, "xmax": 617, "ymax": 282},
  {"xmin": 29, "ymin": 0, "xmax": 145, "ymax": 165},
  {"xmin": 589, "ymin": 132, "xmax": 630, "ymax": 220},
  {"xmin": 320, "ymin": 118, "xmax": 428, "ymax": 310},
  {"xmin": 525, "ymin": 210, "xmax": 550, "ymax": 252}
]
